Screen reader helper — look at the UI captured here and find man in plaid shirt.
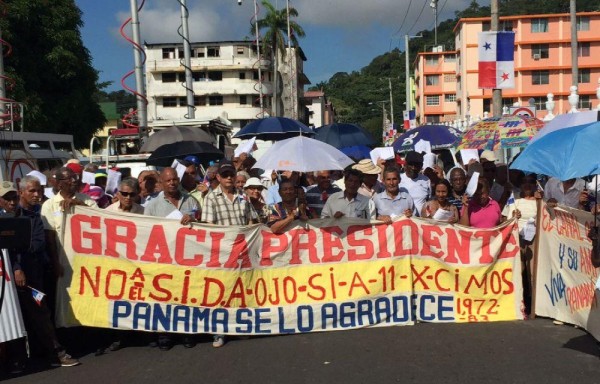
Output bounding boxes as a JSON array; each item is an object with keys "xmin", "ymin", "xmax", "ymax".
[
  {"xmin": 201, "ymin": 162, "xmax": 257, "ymax": 226},
  {"xmin": 200, "ymin": 162, "xmax": 256, "ymax": 348}
]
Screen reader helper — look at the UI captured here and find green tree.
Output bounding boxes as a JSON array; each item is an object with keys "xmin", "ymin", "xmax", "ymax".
[
  {"xmin": 253, "ymin": 0, "xmax": 305, "ymax": 117},
  {"xmin": 0, "ymin": 0, "xmax": 105, "ymax": 149}
]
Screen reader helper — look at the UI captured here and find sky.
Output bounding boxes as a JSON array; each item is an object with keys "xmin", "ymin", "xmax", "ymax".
[{"xmin": 76, "ymin": 0, "xmax": 476, "ymax": 92}]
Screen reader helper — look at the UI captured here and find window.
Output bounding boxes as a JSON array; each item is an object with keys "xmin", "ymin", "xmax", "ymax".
[
  {"xmin": 578, "ymin": 42, "xmax": 590, "ymax": 57},
  {"xmin": 533, "ymin": 97, "xmax": 545, "ymax": 110},
  {"xmin": 577, "ymin": 16, "xmax": 590, "ymax": 31},
  {"xmin": 444, "ymin": 74, "xmax": 456, "ymax": 82},
  {"xmin": 253, "ymin": 70, "xmax": 260, "ymax": 80},
  {"xmin": 579, "ymin": 95, "xmax": 591, "ymax": 110},
  {"xmin": 207, "ymin": 47, "xmax": 220, "ymax": 57},
  {"xmin": 531, "ymin": 70, "xmax": 549, "ymax": 85},
  {"xmin": 208, "ymin": 71, "xmax": 222, "ymax": 81},
  {"xmin": 531, "ymin": 44, "xmax": 549, "ymax": 59},
  {"xmin": 195, "ymin": 48, "xmax": 205, "ymax": 58},
  {"xmin": 502, "ymin": 98, "xmax": 515, "ymax": 107},
  {"xmin": 444, "ymin": 54, "xmax": 456, "ymax": 63},
  {"xmin": 482, "ymin": 22, "xmax": 491, "ymax": 32},
  {"xmin": 179, "ymin": 97, "xmax": 188, "ymax": 107},
  {"xmin": 239, "ymin": 95, "xmax": 248, "ymax": 105},
  {"xmin": 162, "ymin": 73, "xmax": 177, "ymax": 83},
  {"xmin": 194, "ymin": 96, "xmax": 205, "ymax": 106},
  {"xmin": 178, "ymin": 49, "xmax": 184, "ymax": 59},
  {"xmin": 236, "ymin": 46, "xmax": 246, "ymax": 55},
  {"xmin": 445, "ymin": 94, "xmax": 456, "ymax": 102},
  {"xmin": 425, "ymin": 75, "xmax": 439, "ymax": 86},
  {"xmin": 239, "ymin": 72, "xmax": 246, "ymax": 80},
  {"xmin": 426, "ymin": 115, "xmax": 440, "ymax": 123},
  {"xmin": 579, "ymin": 69, "xmax": 590, "ymax": 83},
  {"xmin": 162, "ymin": 97, "xmax": 177, "ymax": 107},
  {"xmin": 500, "ymin": 20, "xmax": 513, "ymax": 31},
  {"xmin": 208, "ymin": 95, "xmax": 223, "ymax": 106},
  {"xmin": 162, "ymin": 48, "xmax": 175, "ymax": 59},
  {"xmin": 531, "ymin": 18, "xmax": 548, "ymax": 33},
  {"xmin": 426, "ymin": 95, "xmax": 440, "ymax": 106},
  {"xmin": 425, "ymin": 56, "xmax": 438, "ymax": 66},
  {"xmin": 192, "ymin": 72, "xmax": 206, "ymax": 81}
]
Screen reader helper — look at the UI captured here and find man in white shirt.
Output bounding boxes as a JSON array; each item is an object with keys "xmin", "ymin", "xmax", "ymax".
[
  {"xmin": 321, "ymin": 169, "xmax": 375, "ymax": 220},
  {"xmin": 399, "ymin": 151, "xmax": 431, "ymax": 216},
  {"xmin": 544, "ymin": 177, "xmax": 588, "ymax": 210}
]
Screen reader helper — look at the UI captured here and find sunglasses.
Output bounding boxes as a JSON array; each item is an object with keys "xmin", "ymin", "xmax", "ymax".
[
  {"xmin": 220, "ymin": 173, "xmax": 235, "ymax": 178},
  {"xmin": 119, "ymin": 190, "xmax": 137, "ymax": 197}
]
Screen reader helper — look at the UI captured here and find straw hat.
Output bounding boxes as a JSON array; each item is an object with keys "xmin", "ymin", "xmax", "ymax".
[{"xmin": 352, "ymin": 159, "xmax": 381, "ymax": 175}]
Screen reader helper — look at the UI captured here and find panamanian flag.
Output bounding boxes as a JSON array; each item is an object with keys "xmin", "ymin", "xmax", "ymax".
[
  {"xmin": 478, "ymin": 31, "xmax": 515, "ymax": 89},
  {"xmin": 403, "ymin": 110, "xmax": 416, "ymax": 130}
]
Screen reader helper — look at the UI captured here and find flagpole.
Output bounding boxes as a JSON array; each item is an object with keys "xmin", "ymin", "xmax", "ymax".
[{"xmin": 491, "ymin": 0, "xmax": 502, "ymax": 118}]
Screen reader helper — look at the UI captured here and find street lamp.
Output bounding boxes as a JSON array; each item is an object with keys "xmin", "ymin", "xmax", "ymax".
[{"xmin": 405, "ymin": 34, "xmax": 422, "ymax": 119}]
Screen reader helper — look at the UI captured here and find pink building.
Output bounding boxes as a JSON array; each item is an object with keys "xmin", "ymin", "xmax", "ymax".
[{"xmin": 415, "ymin": 11, "xmax": 600, "ymax": 123}]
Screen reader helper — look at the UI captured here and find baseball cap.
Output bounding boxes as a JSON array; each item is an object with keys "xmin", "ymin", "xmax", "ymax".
[
  {"xmin": 480, "ymin": 150, "xmax": 497, "ymax": 162},
  {"xmin": 184, "ymin": 155, "xmax": 200, "ymax": 166},
  {"xmin": 217, "ymin": 162, "xmax": 236, "ymax": 175},
  {"xmin": 0, "ymin": 181, "xmax": 17, "ymax": 197},
  {"xmin": 405, "ymin": 151, "xmax": 424, "ymax": 164},
  {"xmin": 65, "ymin": 162, "xmax": 84, "ymax": 175}
]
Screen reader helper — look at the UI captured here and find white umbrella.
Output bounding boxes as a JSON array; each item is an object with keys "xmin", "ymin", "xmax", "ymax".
[
  {"xmin": 253, "ymin": 136, "xmax": 355, "ymax": 172},
  {"xmin": 529, "ymin": 110, "xmax": 600, "ymax": 144}
]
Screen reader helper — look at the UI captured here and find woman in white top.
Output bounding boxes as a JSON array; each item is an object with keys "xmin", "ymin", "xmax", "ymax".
[{"xmin": 421, "ymin": 179, "xmax": 459, "ymax": 224}]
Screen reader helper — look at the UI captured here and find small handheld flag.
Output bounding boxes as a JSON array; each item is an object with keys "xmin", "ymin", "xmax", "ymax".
[{"xmin": 29, "ymin": 286, "xmax": 46, "ymax": 306}]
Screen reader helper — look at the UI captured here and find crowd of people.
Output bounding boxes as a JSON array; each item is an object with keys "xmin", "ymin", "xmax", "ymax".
[{"xmin": 2, "ymin": 146, "xmax": 598, "ymax": 374}]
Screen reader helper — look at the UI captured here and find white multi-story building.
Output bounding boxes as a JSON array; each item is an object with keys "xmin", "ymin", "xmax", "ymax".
[{"xmin": 144, "ymin": 40, "xmax": 310, "ymax": 142}]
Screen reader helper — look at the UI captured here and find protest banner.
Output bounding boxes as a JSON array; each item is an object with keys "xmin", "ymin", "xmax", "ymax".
[
  {"xmin": 0, "ymin": 250, "xmax": 27, "ymax": 343},
  {"xmin": 56, "ymin": 206, "xmax": 523, "ymax": 335},
  {"xmin": 535, "ymin": 203, "xmax": 600, "ymax": 340}
]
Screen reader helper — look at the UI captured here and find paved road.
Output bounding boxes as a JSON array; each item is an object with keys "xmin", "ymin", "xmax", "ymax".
[{"xmin": 3, "ymin": 318, "xmax": 600, "ymax": 384}]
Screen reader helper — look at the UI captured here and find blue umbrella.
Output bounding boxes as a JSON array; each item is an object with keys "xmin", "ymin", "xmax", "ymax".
[
  {"xmin": 392, "ymin": 124, "xmax": 460, "ymax": 153},
  {"xmin": 313, "ymin": 123, "xmax": 376, "ymax": 149},
  {"xmin": 233, "ymin": 117, "xmax": 313, "ymax": 141},
  {"xmin": 340, "ymin": 145, "xmax": 372, "ymax": 160},
  {"xmin": 510, "ymin": 121, "xmax": 600, "ymax": 180}
]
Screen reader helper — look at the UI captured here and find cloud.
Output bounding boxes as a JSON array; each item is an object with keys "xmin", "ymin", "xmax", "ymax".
[
  {"xmin": 114, "ymin": 0, "xmax": 257, "ymax": 44},
  {"xmin": 293, "ymin": 0, "xmax": 474, "ymax": 35}
]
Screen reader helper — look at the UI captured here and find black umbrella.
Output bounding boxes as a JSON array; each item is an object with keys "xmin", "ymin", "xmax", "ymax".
[
  {"xmin": 313, "ymin": 123, "xmax": 376, "ymax": 149},
  {"xmin": 140, "ymin": 126, "xmax": 215, "ymax": 152},
  {"xmin": 146, "ymin": 141, "xmax": 224, "ymax": 167},
  {"xmin": 233, "ymin": 117, "xmax": 313, "ymax": 141}
]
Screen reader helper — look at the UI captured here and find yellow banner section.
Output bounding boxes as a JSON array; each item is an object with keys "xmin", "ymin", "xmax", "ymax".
[
  {"xmin": 56, "ymin": 207, "xmax": 523, "ymax": 334},
  {"xmin": 535, "ymin": 202, "xmax": 600, "ymax": 340}
]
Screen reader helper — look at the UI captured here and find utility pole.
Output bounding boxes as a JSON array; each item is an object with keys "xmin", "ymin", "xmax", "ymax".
[
  {"xmin": 430, "ymin": 0, "xmax": 438, "ymax": 46},
  {"xmin": 129, "ymin": 0, "xmax": 147, "ymax": 128},
  {"xmin": 253, "ymin": 0, "xmax": 264, "ymax": 117},
  {"xmin": 491, "ymin": 0, "xmax": 501, "ymax": 117},
  {"xmin": 180, "ymin": 0, "xmax": 195, "ymax": 119},
  {"xmin": 570, "ymin": 0, "xmax": 578, "ymax": 87},
  {"xmin": 388, "ymin": 78, "xmax": 394, "ymax": 127},
  {"xmin": 404, "ymin": 34, "xmax": 422, "ymax": 117}
]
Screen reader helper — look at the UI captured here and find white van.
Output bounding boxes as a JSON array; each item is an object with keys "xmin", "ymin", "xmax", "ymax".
[{"xmin": 0, "ymin": 131, "xmax": 76, "ymax": 183}]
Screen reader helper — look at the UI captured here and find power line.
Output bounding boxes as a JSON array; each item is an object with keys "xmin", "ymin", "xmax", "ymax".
[
  {"xmin": 392, "ymin": 0, "xmax": 413, "ymax": 37},
  {"xmin": 439, "ymin": 0, "xmax": 449, "ymax": 17},
  {"xmin": 406, "ymin": 0, "xmax": 429, "ymax": 36}
]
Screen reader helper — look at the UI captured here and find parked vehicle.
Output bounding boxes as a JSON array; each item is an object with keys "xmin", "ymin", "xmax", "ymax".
[{"xmin": 0, "ymin": 130, "xmax": 76, "ymax": 183}]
